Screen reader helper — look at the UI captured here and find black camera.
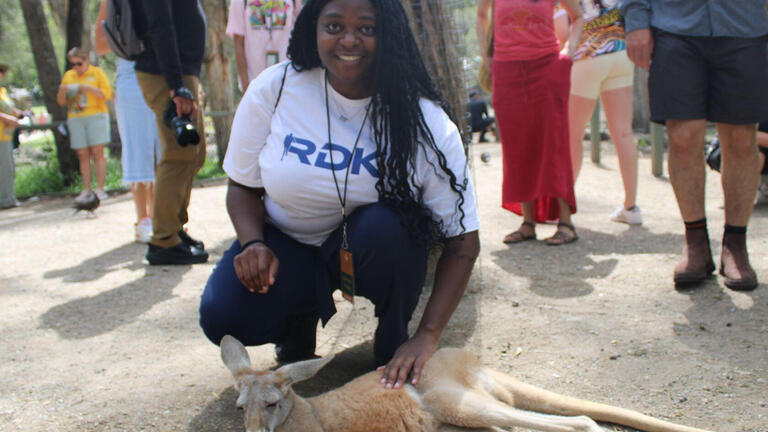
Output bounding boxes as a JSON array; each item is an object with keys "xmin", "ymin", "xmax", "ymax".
[{"xmin": 163, "ymin": 87, "xmax": 200, "ymax": 147}]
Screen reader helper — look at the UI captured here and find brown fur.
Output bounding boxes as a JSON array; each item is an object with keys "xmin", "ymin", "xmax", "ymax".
[{"xmin": 220, "ymin": 337, "xmax": 712, "ymax": 432}]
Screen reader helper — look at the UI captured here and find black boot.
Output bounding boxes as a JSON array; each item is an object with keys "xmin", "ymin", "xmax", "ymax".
[
  {"xmin": 275, "ymin": 313, "xmax": 319, "ymax": 364},
  {"xmin": 673, "ymin": 219, "xmax": 715, "ymax": 287},
  {"xmin": 720, "ymin": 225, "xmax": 758, "ymax": 291}
]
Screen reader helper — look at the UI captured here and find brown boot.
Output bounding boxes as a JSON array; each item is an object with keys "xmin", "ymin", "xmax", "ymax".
[
  {"xmin": 674, "ymin": 219, "xmax": 715, "ymax": 287},
  {"xmin": 720, "ymin": 226, "xmax": 758, "ymax": 291}
]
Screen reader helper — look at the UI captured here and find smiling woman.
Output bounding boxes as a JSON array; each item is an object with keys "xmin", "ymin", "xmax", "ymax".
[{"xmin": 199, "ymin": 0, "xmax": 481, "ymax": 408}]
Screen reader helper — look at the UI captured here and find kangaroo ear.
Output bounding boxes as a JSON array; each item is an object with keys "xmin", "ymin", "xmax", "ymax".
[
  {"xmin": 220, "ymin": 335, "xmax": 251, "ymax": 376},
  {"xmin": 277, "ymin": 354, "xmax": 335, "ymax": 385}
]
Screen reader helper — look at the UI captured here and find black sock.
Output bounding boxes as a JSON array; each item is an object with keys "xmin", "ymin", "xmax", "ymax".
[{"xmin": 724, "ymin": 224, "xmax": 747, "ymax": 235}]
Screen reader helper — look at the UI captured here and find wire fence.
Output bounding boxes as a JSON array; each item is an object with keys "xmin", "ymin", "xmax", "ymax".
[{"xmin": 402, "ymin": 0, "xmax": 473, "ymax": 148}]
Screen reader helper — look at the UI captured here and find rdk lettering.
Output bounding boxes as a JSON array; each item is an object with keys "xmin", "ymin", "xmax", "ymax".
[{"xmin": 282, "ymin": 134, "xmax": 379, "ymax": 177}]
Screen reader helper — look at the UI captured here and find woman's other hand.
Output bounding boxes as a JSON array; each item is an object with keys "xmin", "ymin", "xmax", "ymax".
[
  {"xmin": 378, "ymin": 329, "xmax": 438, "ymax": 389},
  {"xmin": 233, "ymin": 242, "xmax": 279, "ymax": 294}
]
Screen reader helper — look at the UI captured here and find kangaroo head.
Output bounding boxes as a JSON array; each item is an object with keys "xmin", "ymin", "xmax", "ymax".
[{"xmin": 220, "ymin": 335, "xmax": 334, "ymax": 432}]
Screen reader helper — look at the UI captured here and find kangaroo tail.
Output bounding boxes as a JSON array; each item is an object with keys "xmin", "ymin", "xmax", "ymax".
[{"xmin": 486, "ymin": 369, "xmax": 712, "ymax": 432}]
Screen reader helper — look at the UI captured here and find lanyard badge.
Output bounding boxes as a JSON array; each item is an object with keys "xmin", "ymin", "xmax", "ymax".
[{"xmin": 325, "ymin": 72, "xmax": 370, "ymax": 303}]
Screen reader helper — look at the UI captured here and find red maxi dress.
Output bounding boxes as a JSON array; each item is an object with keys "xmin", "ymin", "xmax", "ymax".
[{"xmin": 492, "ymin": 0, "xmax": 576, "ymax": 223}]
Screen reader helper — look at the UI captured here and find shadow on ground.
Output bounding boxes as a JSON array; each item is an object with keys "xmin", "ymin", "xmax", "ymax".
[
  {"xmin": 490, "ymin": 227, "xmax": 684, "ymax": 298},
  {"xmin": 43, "ymin": 242, "xmax": 147, "ymax": 283},
  {"xmin": 38, "ymin": 238, "xmax": 232, "ymax": 339},
  {"xmin": 674, "ymin": 280, "xmax": 767, "ymax": 369}
]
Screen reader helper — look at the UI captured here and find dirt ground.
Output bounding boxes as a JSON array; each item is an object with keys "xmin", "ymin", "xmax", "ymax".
[{"xmin": 0, "ymin": 140, "xmax": 766, "ymax": 432}]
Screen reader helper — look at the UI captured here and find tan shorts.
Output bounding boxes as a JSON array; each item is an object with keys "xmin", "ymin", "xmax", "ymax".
[{"xmin": 571, "ymin": 50, "xmax": 634, "ymax": 99}]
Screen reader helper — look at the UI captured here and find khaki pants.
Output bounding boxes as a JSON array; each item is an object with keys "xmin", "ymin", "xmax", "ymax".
[{"xmin": 136, "ymin": 72, "xmax": 206, "ymax": 248}]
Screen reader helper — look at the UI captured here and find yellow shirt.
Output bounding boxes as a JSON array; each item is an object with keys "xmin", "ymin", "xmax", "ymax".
[
  {"xmin": 0, "ymin": 87, "xmax": 15, "ymax": 142},
  {"xmin": 60, "ymin": 65, "xmax": 112, "ymax": 118}
]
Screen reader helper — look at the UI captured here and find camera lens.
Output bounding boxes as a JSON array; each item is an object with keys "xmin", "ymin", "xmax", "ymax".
[{"xmin": 164, "ymin": 100, "xmax": 200, "ymax": 146}]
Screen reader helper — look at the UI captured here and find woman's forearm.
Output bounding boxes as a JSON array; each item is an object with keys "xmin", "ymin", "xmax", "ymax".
[
  {"xmin": 234, "ymin": 35, "xmax": 250, "ymax": 92},
  {"xmin": 56, "ymin": 87, "xmax": 68, "ymax": 106},
  {"xmin": 415, "ymin": 231, "xmax": 480, "ymax": 339},
  {"xmin": 81, "ymin": 85, "xmax": 106, "ymax": 100},
  {"xmin": 560, "ymin": 0, "xmax": 585, "ymax": 58},
  {"xmin": 567, "ymin": 16, "xmax": 585, "ymax": 58},
  {"xmin": 476, "ymin": 0, "xmax": 492, "ymax": 58},
  {"xmin": 226, "ymin": 180, "xmax": 268, "ymax": 245}
]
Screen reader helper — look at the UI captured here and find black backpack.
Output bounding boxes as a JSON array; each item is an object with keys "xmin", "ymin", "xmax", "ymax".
[{"xmin": 102, "ymin": 0, "xmax": 144, "ymax": 60}]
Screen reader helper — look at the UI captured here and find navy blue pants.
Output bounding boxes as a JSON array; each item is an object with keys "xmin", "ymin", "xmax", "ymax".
[{"xmin": 199, "ymin": 203, "xmax": 429, "ymax": 362}]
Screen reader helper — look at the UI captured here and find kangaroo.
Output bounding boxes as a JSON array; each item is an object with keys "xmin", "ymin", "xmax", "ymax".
[{"xmin": 220, "ymin": 335, "xmax": 712, "ymax": 432}]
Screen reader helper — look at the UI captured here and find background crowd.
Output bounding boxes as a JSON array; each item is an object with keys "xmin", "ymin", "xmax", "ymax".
[{"xmin": 475, "ymin": 0, "xmax": 767, "ymax": 292}]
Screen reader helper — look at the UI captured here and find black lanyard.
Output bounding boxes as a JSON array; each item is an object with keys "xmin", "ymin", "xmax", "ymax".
[{"xmin": 324, "ymin": 71, "xmax": 370, "ymax": 250}]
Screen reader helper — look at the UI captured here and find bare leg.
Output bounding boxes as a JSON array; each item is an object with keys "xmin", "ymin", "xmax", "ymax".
[
  {"xmin": 718, "ymin": 124, "xmax": 760, "ymax": 224},
  {"xmin": 667, "ymin": 120, "xmax": 707, "ymax": 221},
  {"xmin": 521, "ymin": 202, "xmax": 536, "ymax": 226},
  {"xmin": 557, "ymin": 198, "xmax": 572, "ymax": 226},
  {"xmin": 601, "ymin": 86, "xmax": 638, "ymax": 209},
  {"xmin": 545, "ymin": 199, "xmax": 577, "ymax": 246},
  {"xmin": 76, "ymin": 148, "xmax": 92, "ymax": 191},
  {"xmin": 90, "ymin": 144, "xmax": 107, "ymax": 191},
  {"xmin": 756, "ymin": 131, "xmax": 767, "ymax": 188},
  {"xmin": 666, "ymin": 120, "xmax": 713, "ymax": 285},
  {"xmin": 146, "ymin": 181, "xmax": 155, "ymax": 217},
  {"xmin": 568, "ymin": 95, "xmax": 599, "ymax": 181},
  {"xmin": 132, "ymin": 182, "xmax": 152, "ymax": 221},
  {"xmin": 716, "ymin": 123, "xmax": 759, "ymax": 290},
  {"xmin": 503, "ymin": 202, "xmax": 537, "ymax": 243}
]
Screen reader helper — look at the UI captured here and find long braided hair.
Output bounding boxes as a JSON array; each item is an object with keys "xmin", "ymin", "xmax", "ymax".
[{"xmin": 287, "ymin": 0, "xmax": 469, "ymax": 246}]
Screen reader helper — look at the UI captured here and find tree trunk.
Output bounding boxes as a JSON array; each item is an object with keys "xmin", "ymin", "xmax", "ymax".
[
  {"xmin": 20, "ymin": 0, "xmax": 78, "ymax": 182},
  {"xmin": 65, "ymin": 0, "xmax": 83, "ymax": 62},
  {"xmin": 47, "ymin": 0, "xmax": 68, "ymax": 34},
  {"xmin": 49, "ymin": 0, "xmax": 94, "ymax": 59},
  {"xmin": 632, "ymin": 66, "xmax": 650, "ymax": 133},
  {"xmin": 201, "ymin": 0, "xmax": 234, "ymax": 164},
  {"xmin": 402, "ymin": 0, "xmax": 469, "ymax": 147}
]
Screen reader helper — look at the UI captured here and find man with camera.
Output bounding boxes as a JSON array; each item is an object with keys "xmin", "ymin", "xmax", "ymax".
[{"xmin": 131, "ymin": 0, "xmax": 209, "ymax": 265}]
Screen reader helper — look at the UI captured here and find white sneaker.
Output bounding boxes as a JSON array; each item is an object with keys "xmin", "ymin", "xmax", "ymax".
[
  {"xmin": 135, "ymin": 217, "xmax": 153, "ymax": 243},
  {"xmin": 610, "ymin": 206, "xmax": 643, "ymax": 225},
  {"xmin": 94, "ymin": 189, "xmax": 108, "ymax": 201},
  {"xmin": 756, "ymin": 184, "xmax": 768, "ymax": 205},
  {"xmin": 74, "ymin": 190, "xmax": 94, "ymax": 204}
]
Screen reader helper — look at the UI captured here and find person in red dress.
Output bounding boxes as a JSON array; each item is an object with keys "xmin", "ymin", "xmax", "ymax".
[{"xmin": 477, "ymin": 0, "xmax": 584, "ymax": 245}]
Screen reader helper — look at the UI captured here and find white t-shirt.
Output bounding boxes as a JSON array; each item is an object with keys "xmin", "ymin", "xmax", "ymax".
[
  {"xmin": 226, "ymin": 0, "xmax": 302, "ymax": 84},
  {"xmin": 224, "ymin": 63, "xmax": 480, "ymax": 246}
]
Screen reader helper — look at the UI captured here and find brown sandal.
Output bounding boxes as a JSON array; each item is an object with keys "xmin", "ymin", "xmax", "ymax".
[
  {"xmin": 546, "ymin": 222, "xmax": 578, "ymax": 246},
  {"xmin": 503, "ymin": 221, "xmax": 536, "ymax": 244}
]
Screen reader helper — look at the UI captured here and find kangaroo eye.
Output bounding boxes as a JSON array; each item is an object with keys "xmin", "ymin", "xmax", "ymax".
[{"xmin": 264, "ymin": 401, "xmax": 278, "ymax": 410}]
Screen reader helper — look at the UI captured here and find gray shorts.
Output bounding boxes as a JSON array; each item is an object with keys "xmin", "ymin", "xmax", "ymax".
[{"xmin": 67, "ymin": 113, "xmax": 111, "ymax": 150}]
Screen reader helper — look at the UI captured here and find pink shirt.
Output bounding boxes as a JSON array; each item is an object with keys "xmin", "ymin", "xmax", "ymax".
[
  {"xmin": 227, "ymin": 0, "xmax": 302, "ymax": 84},
  {"xmin": 494, "ymin": 0, "xmax": 560, "ymax": 61}
]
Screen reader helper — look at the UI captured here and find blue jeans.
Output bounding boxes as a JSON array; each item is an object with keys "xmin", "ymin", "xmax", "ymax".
[{"xmin": 199, "ymin": 202, "xmax": 429, "ymax": 362}]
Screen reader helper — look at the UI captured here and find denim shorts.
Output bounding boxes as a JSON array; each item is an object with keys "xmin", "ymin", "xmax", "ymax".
[
  {"xmin": 649, "ymin": 29, "xmax": 768, "ymax": 125},
  {"xmin": 67, "ymin": 113, "xmax": 110, "ymax": 149}
]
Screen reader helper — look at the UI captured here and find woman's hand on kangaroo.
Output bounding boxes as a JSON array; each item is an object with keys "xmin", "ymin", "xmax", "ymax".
[{"xmin": 378, "ymin": 329, "xmax": 438, "ymax": 389}]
